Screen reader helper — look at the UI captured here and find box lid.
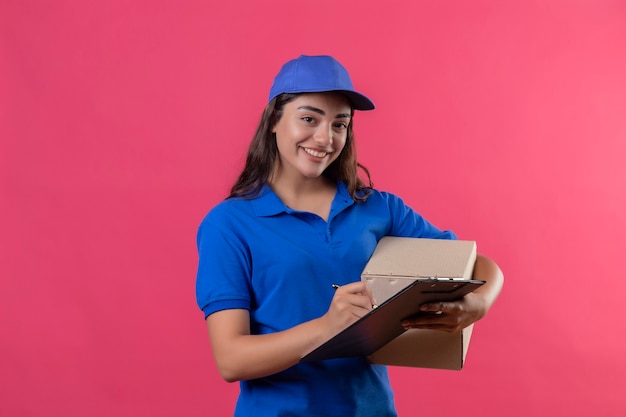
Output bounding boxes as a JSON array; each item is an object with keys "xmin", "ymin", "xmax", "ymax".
[{"xmin": 362, "ymin": 237, "xmax": 477, "ymax": 280}]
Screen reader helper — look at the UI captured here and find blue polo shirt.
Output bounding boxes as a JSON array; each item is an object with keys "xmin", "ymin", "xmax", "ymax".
[{"xmin": 196, "ymin": 182, "xmax": 456, "ymax": 417}]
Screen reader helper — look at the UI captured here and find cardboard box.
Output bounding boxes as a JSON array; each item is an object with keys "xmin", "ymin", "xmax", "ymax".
[{"xmin": 361, "ymin": 237, "xmax": 477, "ymax": 370}]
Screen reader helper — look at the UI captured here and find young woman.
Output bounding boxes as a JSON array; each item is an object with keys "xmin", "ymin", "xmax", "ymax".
[{"xmin": 196, "ymin": 55, "xmax": 503, "ymax": 416}]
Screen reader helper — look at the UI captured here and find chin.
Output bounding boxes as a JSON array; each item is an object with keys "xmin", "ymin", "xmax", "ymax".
[{"xmin": 301, "ymin": 172, "xmax": 325, "ymax": 179}]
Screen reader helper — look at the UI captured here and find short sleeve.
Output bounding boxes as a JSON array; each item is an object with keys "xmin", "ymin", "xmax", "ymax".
[
  {"xmin": 382, "ymin": 192, "xmax": 457, "ymax": 240},
  {"xmin": 195, "ymin": 214, "xmax": 253, "ymax": 319}
]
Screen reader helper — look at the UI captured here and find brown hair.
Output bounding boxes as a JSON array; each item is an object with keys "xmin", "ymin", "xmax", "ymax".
[{"xmin": 228, "ymin": 93, "xmax": 373, "ymax": 201}]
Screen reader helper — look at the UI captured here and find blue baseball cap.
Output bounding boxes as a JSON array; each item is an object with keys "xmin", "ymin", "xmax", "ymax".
[{"xmin": 268, "ymin": 55, "xmax": 375, "ymax": 111}]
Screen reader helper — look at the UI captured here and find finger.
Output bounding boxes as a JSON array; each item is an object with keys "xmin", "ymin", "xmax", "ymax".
[
  {"xmin": 401, "ymin": 320, "xmax": 447, "ymax": 330},
  {"xmin": 359, "ymin": 282, "xmax": 377, "ymax": 308},
  {"xmin": 420, "ymin": 301, "xmax": 446, "ymax": 313},
  {"xmin": 336, "ymin": 281, "xmax": 377, "ymax": 308},
  {"xmin": 420, "ymin": 300, "xmax": 461, "ymax": 314},
  {"xmin": 348, "ymin": 293, "xmax": 377, "ymax": 312},
  {"xmin": 332, "ymin": 290, "xmax": 374, "ymax": 313},
  {"xmin": 402, "ymin": 312, "xmax": 445, "ymax": 326}
]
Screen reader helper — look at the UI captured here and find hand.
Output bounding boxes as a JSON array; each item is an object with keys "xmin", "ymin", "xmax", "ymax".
[
  {"xmin": 400, "ymin": 292, "xmax": 488, "ymax": 333},
  {"xmin": 320, "ymin": 281, "xmax": 377, "ymax": 337}
]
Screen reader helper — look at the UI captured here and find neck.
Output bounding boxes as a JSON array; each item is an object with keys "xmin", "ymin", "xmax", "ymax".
[{"xmin": 268, "ymin": 172, "xmax": 336, "ymax": 221}]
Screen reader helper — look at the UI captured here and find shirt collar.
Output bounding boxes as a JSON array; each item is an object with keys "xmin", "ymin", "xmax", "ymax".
[
  {"xmin": 251, "ymin": 182, "xmax": 354, "ymax": 218},
  {"xmin": 251, "ymin": 184, "xmax": 288, "ymax": 217}
]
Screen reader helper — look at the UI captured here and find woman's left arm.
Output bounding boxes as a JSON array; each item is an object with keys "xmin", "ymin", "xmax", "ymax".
[{"xmin": 401, "ymin": 253, "xmax": 504, "ymax": 332}]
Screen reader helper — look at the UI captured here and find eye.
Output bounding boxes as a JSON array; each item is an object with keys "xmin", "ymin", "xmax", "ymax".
[
  {"xmin": 334, "ymin": 122, "xmax": 348, "ymax": 130},
  {"xmin": 301, "ymin": 116, "xmax": 315, "ymax": 123}
]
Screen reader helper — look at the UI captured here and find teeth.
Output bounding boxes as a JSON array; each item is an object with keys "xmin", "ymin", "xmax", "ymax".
[{"xmin": 304, "ymin": 148, "xmax": 327, "ymax": 158}]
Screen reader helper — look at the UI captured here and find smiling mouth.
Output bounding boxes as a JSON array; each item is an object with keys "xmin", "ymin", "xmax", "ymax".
[{"xmin": 303, "ymin": 148, "xmax": 329, "ymax": 158}]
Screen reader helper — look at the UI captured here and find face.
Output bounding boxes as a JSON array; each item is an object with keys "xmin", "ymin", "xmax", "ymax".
[{"xmin": 271, "ymin": 93, "xmax": 352, "ymax": 182}]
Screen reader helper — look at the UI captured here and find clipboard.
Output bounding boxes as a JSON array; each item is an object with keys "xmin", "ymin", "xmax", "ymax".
[{"xmin": 300, "ymin": 278, "xmax": 485, "ymax": 362}]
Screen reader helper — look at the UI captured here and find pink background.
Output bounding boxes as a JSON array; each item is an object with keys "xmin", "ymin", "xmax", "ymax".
[{"xmin": 2, "ymin": 1, "xmax": 625, "ymax": 416}]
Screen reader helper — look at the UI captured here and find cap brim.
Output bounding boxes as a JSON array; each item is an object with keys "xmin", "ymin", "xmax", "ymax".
[
  {"xmin": 268, "ymin": 88, "xmax": 375, "ymax": 111},
  {"xmin": 338, "ymin": 90, "xmax": 375, "ymax": 111}
]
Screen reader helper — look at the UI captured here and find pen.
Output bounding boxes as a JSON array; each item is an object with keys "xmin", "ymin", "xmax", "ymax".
[{"xmin": 331, "ymin": 283, "xmax": 377, "ymax": 309}]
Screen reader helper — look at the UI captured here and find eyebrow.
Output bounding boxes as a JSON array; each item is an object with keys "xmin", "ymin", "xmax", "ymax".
[{"xmin": 297, "ymin": 106, "xmax": 351, "ymax": 119}]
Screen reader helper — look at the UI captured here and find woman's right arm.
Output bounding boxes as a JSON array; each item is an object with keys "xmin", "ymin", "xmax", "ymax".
[{"xmin": 206, "ymin": 281, "xmax": 375, "ymax": 382}]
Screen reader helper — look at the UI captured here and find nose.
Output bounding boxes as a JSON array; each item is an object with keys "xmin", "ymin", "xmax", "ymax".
[{"xmin": 313, "ymin": 124, "xmax": 333, "ymax": 146}]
